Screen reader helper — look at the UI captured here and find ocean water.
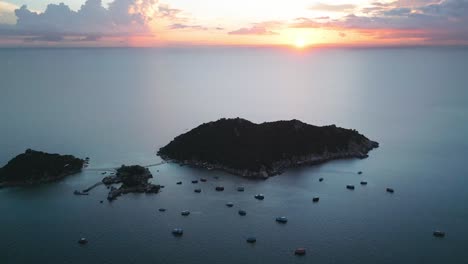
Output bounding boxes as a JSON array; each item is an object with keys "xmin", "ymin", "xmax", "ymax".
[{"xmin": 0, "ymin": 47, "xmax": 467, "ymax": 263}]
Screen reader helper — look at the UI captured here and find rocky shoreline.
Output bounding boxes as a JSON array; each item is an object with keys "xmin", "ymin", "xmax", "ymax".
[{"xmin": 162, "ymin": 140, "xmax": 378, "ymax": 178}]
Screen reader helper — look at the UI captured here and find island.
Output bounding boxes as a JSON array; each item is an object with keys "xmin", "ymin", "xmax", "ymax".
[
  {"xmin": 102, "ymin": 165, "xmax": 160, "ymax": 201},
  {"xmin": 0, "ymin": 149, "xmax": 85, "ymax": 187},
  {"xmin": 158, "ymin": 118, "xmax": 379, "ymax": 178}
]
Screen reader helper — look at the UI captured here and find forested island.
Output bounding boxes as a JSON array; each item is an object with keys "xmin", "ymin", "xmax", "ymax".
[
  {"xmin": 102, "ymin": 165, "xmax": 160, "ymax": 201},
  {"xmin": 0, "ymin": 149, "xmax": 85, "ymax": 187},
  {"xmin": 158, "ymin": 118, "xmax": 379, "ymax": 178}
]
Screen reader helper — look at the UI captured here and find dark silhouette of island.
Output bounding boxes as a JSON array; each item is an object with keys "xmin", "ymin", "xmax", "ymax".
[
  {"xmin": 0, "ymin": 149, "xmax": 84, "ymax": 187},
  {"xmin": 158, "ymin": 118, "xmax": 379, "ymax": 178},
  {"xmin": 103, "ymin": 165, "xmax": 160, "ymax": 201}
]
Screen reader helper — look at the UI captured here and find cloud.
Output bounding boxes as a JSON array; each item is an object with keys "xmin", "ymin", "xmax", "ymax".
[
  {"xmin": 0, "ymin": 0, "xmax": 158, "ymax": 42},
  {"xmin": 309, "ymin": 3, "xmax": 356, "ymax": 12},
  {"xmin": 228, "ymin": 21, "xmax": 282, "ymax": 35},
  {"xmin": 168, "ymin": 23, "xmax": 207, "ymax": 30},
  {"xmin": 292, "ymin": 0, "xmax": 468, "ymax": 43},
  {"xmin": 339, "ymin": 32, "xmax": 347, "ymax": 37},
  {"xmin": 0, "ymin": 1, "xmax": 18, "ymax": 24}
]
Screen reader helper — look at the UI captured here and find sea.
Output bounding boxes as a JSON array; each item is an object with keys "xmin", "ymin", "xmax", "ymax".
[{"xmin": 0, "ymin": 47, "xmax": 467, "ymax": 263}]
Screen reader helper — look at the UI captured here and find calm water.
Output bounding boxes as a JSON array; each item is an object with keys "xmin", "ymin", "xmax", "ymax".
[{"xmin": 1, "ymin": 47, "xmax": 468, "ymax": 263}]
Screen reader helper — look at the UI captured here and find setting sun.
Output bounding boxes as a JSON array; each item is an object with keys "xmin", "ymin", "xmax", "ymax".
[{"xmin": 294, "ymin": 37, "xmax": 307, "ymax": 48}]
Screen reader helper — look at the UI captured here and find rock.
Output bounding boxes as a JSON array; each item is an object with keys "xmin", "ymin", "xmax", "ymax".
[
  {"xmin": 294, "ymin": 248, "xmax": 306, "ymax": 255},
  {"xmin": 215, "ymin": 186, "xmax": 224, "ymax": 191},
  {"xmin": 312, "ymin": 197, "xmax": 319, "ymax": 202},
  {"xmin": 246, "ymin": 237, "xmax": 257, "ymax": 243},
  {"xmin": 237, "ymin": 187, "xmax": 245, "ymax": 192},
  {"xmin": 433, "ymin": 231, "xmax": 445, "ymax": 237},
  {"xmin": 254, "ymin": 194, "xmax": 264, "ymax": 200},
  {"xmin": 386, "ymin": 188, "xmax": 394, "ymax": 193},
  {"xmin": 238, "ymin": 210, "xmax": 246, "ymax": 216},
  {"xmin": 276, "ymin": 216, "xmax": 288, "ymax": 223},
  {"xmin": 78, "ymin": 238, "xmax": 88, "ymax": 245},
  {"xmin": 346, "ymin": 185, "xmax": 355, "ymax": 190}
]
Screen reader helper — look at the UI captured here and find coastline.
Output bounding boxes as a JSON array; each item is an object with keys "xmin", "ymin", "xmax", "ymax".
[
  {"xmin": 0, "ymin": 169, "xmax": 83, "ymax": 188},
  {"xmin": 160, "ymin": 140, "xmax": 379, "ymax": 178}
]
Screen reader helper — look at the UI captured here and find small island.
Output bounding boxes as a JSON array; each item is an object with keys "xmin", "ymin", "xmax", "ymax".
[
  {"xmin": 0, "ymin": 149, "xmax": 85, "ymax": 187},
  {"xmin": 102, "ymin": 165, "xmax": 160, "ymax": 201},
  {"xmin": 158, "ymin": 118, "xmax": 379, "ymax": 178}
]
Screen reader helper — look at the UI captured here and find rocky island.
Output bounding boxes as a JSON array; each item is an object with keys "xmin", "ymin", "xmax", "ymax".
[
  {"xmin": 158, "ymin": 118, "xmax": 379, "ymax": 178},
  {"xmin": 0, "ymin": 149, "xmax": 85, "ymax": 187},
  {"xmin": 102, "ymin": 165, "xmax": 160, "ymax": 201}
]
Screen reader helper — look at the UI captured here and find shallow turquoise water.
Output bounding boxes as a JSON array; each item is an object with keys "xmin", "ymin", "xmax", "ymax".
[{"xmin": 1, "ymin": 47, "xmax": 468, "ymax": 263}]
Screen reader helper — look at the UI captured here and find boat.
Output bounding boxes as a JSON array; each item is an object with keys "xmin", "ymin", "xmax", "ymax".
[
  {"xmin": 172, "ymin": 228, "xmax": 184, "ymax": 236},
  {"xmin": 215, "ymin": 186, "xmax": 224, "ymax": 191},
  {"xmin": 194, "ymin": 189, "xmax": 201, "ymax": 193},
  {"xmin": 360, "ymin": 181, "xmax": 368, "ymax": 185},
  {"xmin": 73, "ymin": 190, "xmax": 88, "ymax": 195},
  {"xmin": 433, "ymin": 231, "xmax": 445, "ymax": 237},
  {"xmin": 294, "ymin": 248, "xmax": 306, "ymax": 255},
  {"xmin": 346, "ymin": 185, "xmax": 355, "ymax": 190},
  {"xmin": 386, "ymin": 188, "xmax": 394, "ymax": 193},
  {"xmin": 181, "ymin": 210, "xmax": 190, "ymax": 216},
  {"xmin": 226, "ymin": 202, "xmax": 234, "ymax": 207},
  {"xmin": 312, "ymin": 197, "xmax": 319, "ymax": 202},
  {"xmin": 200, "ymin": 178, "xmax": 207, "ymax": 182},
  {"xmin": 159, "ymin": 208, "xmax": 166, "ymax": 212},
  {"xmin": 238, "ymin": 210, "xmax": 246, "ymax": 216},
  {"xmin": 176, "ymin": 181, "xmax": 182, "ymax": 185},
  {"xmin": 276, "ymin": 216, "xmax": 288, "ymax": 223},
  {"xmin": 254, "ymin": 194, "xmax": 264, "ymax": 200},
  {"xmin": 237, "ymin": 187, "xmax": 245, "ymax": 192},
  {"xmin": 78, "ymin": 238, "xmax": 88, "ymax": 245},
  {"xmin": 246, "ymin": 237, "xmax": 256, "ymax": 243},
  {"xmin": 192, "ymin": 180, "xmax": 198, "ymax": 184},
  {"xmin": 319, "ymin": 178, "xmax": 323, "ymax": 182}
]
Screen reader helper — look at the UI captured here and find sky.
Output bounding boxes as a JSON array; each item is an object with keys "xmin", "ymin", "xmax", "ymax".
[{"xmin": 0, "ymin": 0, "xmax": 467, "ymax": 47}]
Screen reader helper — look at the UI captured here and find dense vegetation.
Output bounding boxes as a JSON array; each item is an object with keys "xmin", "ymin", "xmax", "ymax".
[
  {"xmin": 158, "ymin": 118, "xmax": 378, "ymax": 173},
  {"xmin": 116, "ymin": 165, "xmax": 152, "ymax": 187},
  {"xmin": 0, "ymin": 149, "xmax": 84, "ymax": 183}
]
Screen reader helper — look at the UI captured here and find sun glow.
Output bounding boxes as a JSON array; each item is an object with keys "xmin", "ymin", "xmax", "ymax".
[{"xmin": 294, "ymin": 37, "xmax": 307, "ymax": 48}]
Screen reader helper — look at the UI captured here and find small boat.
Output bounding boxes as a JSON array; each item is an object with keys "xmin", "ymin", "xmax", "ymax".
[
  {"xmin": 276, "ymin": 216, "xmax": 288, "ymax": 223},
  {"xmin": 176, "ymin": 181, "xmax": 182, "ymax": 185},
  {"xmin": 215, "ymin": 186, "xmax": 224, "ymax": 191},
  {"xmin": 386, "ymin": 188, "xmax": 394, "ymax": 193},
  {"xmin": 214, "ymin": 176, "xmax": 219, "ymax": 179},
  {"xmin": 360, "ymin": 181, "xmax": 368, "ymax": 185},
  {"xmin": 192, "ymin": 180, "xmax": 198, "ymax": 184},
  {"xmin": 357, "ymin": 171, "xmax": 363, "ymax": 175},
  {"xmin": 237, "ymin": 187, "xmax": 245, "ymax": 192},
  {"xmin": 158, "ymin": 208, "xmax": 166, "ymax": 212},
  {"xmin": 172, "ymin": 228, "xmax": 183, "ymax": 236},
  {"xmin": 346, "ymin": 185, "xmax": 355, "ymax": 190},
  {"xmin": 254, "ymin": 194, "xmax": 264, "ymax": 200},
  {"xmin": 319, "ymin": 178, "xmax": 323, "ymax": 182},
  {"xmin": 194, "ymin": 188, "xmax": 201, "ymax": 193},
  {"xmin": 312, "ymin": 197, "xmax": 320, "ymax": 202},
  {"xmin": 73, "ymin": 190, "xmax": 88, "ymax": 195},
  {"xmin": 294, "ymin": 248, "xmax": 306, "ymax": 255},
  {"xmin": 200, "ymin": 178, "xmax": 207, "ymax": 182},
  {"xmin": 181, "ymin": 210, "xmax": 190, "ymax": 216},
  {"xmin": 78, "ymin": 238, "xmax": 88, "ymax": 245},
  {"xmin": 101, "ymin": 172, "xmax": 107, "ymax": 175},
  {"xmin": 246, "ymin": 237, "xmax": 257, "ymax": 243},
  {"xmin": 99, "ymin": 200, "xmax": 103, "ymax": 203},
  {"xmin": 433, "ymin": 231, "xmax": 445, "ymax": 237},
  {"xmin": 238, "ymin": 210, "xmax": 246, "ymax": 216},
  {"xmin": 226, "ymin": 202, "xmax": 234, "ymax": 207}
]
